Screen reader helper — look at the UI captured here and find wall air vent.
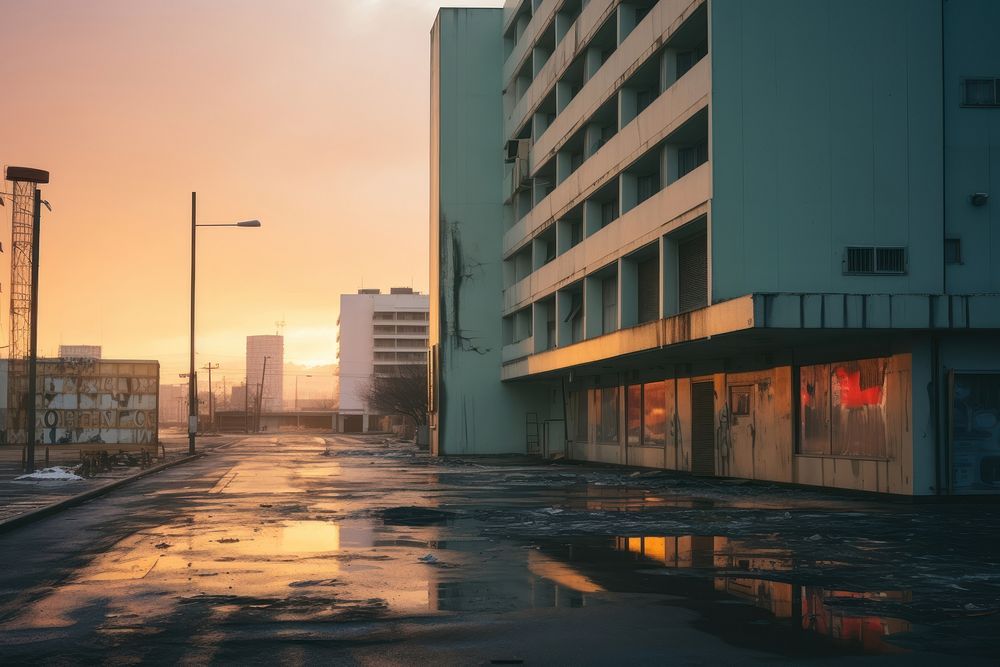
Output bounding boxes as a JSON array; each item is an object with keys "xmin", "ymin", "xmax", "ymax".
[{"xmin": 843, "ymin": 246, "xmax": 907, "ymax": 275}]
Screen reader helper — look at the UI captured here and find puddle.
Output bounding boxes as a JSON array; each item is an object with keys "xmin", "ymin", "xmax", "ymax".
[{"xmin": 602, "ymin": 534, "xmax": 912, "ymax": 655}]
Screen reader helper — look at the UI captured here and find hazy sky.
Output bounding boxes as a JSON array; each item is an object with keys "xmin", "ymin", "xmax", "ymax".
[{"xmin": 0, "ymin": 0, "xmax": 502, "ymax": 390}]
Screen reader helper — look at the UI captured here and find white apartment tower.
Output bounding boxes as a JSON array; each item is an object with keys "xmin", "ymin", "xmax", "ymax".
[
  {"xmin": 337, "ymin": 288, "xmax": 430, "ymax": 432},
  {"xmin": 246, "ymin": 335, "xmax": 284, "ymax": 413}
]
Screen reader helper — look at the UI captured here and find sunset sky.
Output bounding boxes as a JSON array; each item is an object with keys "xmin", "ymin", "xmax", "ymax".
[{"xmin": 0, "ymin": 0, "xmax": 500, "ymax": 395}]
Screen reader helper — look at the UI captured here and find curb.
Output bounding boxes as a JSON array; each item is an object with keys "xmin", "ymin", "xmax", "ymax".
[{"xmin": 0, "ymin": 452, "xmax": 205, "ymax": 536}]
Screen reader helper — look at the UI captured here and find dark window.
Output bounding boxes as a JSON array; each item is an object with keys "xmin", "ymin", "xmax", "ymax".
[
  {"xmin": 545, "ymin": 304, "xmax": 556, "ymax": 349},
  {"xmin": 601, "ymin": 199, "xmax": 619, "ymax": 227},
  {"xmin": 597, "ymin": 386, "xmax": 619, "ymax": 443},
  {"xmin": 626, "ymin": 384, "xmax": 642, "ymax": 446},
  {"xmin": 677, "ymin": 140, "xmax": 708, "ymax": 179},
  {"xmin": 963, "ymin": 78, "xmax": 998, "ymax": 107},
  {"xmin": 730, "ymin": 386, "xmax": 751, "ymax": 417},
  {"xmin": 676, "ymin": 41, "xmax": 708, "ymax": 80},
  {"xmin": 637, "ymin": 173, "xmax": 658, "ymax": 203},
  {"xmin": 636, "ymin": 88, "xmax": 656, "ymax": 115},
  {"xmin": 945, "ymin": 238, "xmax": 962, "ymax": 265},
  {"xmin": 602, "ymin": 276, "xmax": 618, "ymax": 333},
  {"xmin": 677, "ymin": 231, "xmax": 708, "ymax": 312},
  {"xmin": 637, "ymin": 256, "xmax": 660, "ymax": 324}
]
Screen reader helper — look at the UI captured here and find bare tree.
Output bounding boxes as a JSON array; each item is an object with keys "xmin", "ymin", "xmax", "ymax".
[{"xmin": 365, "ymin": 365, "xmax": 428, "ymax": 426}]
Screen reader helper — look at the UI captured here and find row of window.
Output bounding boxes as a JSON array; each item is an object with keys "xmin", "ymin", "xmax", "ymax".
[
  {"xmin": 502, "ymin": 220, "xmax": 707, "ymax": 350},
  {"xmin": 567, "ymin": 355, "xmax": 895, "ymax": 463},
  {"xmin": 373, "ymin": 311, "xmax": 429, "ymax": 321},
  {"xmin": 373, "ymin": 324, "xmax": 429, "ymax": 335},
  {"xmin": 373, "ymin": 338, "xmax": 429, "ymax": 349},
  {"xmin": 505, "ymin": 107, "xmax": 709, "ymax": 291},
  {"xmin": 373, "ymin": 351, "xmax": 426, "ymax": 362}
]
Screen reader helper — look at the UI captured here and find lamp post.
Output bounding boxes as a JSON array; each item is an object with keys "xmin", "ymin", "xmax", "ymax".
[{"xmin": 189, "ymin": 191, "xmax": 261, "ymax": 455}]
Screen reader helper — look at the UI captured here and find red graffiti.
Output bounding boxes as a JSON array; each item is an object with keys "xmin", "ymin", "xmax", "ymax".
[{"xmin": 834, "ymin": 366, "xmax": 882, "ymax": 408}]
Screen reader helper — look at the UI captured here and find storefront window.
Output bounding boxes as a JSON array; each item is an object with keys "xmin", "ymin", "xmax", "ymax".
[
  {"xmin": 597, "ymin": 386, "xmax": 619, "ymax": 443},
  {"xmin": 951, "ymin": 373, "xmax": 1000, "ymax": 494},
  {"xmin": 830, "ymin": 358, "xmax": 887, "ymax": 457},
  {"xmin": 626, "ymin": 385, "xmax": 642, "ymax": 446},
  {"xmin": 643, "ymin": 381, "xmax": 666, "ymax": 446},
  {"xmin": 799, "ymin": 364, "xmax": 831, "ymax": 455},
  {"xmin": 798, "ymin": 358, "xmax": 888, "ymax": 458}
]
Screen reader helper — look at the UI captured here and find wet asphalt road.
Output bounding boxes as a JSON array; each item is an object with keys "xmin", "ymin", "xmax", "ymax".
[{"xmin": 0, "ymin": 434, "xmax": 996, "ymax": 665}]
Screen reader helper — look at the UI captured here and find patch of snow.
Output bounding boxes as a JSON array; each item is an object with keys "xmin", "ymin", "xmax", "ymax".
[{"xmin": 15, "ymin": 466, "xmax": 83, "ymax": 482}]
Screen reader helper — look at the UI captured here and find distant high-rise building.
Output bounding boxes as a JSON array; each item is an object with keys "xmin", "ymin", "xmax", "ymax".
[
  {"xmin": 58, "ymin": 344, "xmax": 101, "ymax": 359},
  {"xmin": 230, "ymin": 383, "xmax": 248, "ymax": 412},
  {"xmin": 337, "ymin": 288, "xmax": 429, "ymax": 432},
  {"xmin": 246, "ymin": 335, "xmax": 284, "ymax": 412}
]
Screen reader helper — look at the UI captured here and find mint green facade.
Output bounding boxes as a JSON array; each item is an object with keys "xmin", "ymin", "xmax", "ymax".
[
  {"xmin": 431, "ymin": 0, "xmax": 1000, "ymax": 494},
  {"xmin": 429, "ymin": 9, "xmax": 552, "ymax": 455},
  {"xmin": 710, "ymin": 0, "xmax": 945, "ymax": 299}
]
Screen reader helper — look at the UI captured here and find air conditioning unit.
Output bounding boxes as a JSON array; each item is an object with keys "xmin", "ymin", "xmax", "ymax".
[{"xmin": 505, "ymin": 138, "xmax": 531, "ymax": 162}]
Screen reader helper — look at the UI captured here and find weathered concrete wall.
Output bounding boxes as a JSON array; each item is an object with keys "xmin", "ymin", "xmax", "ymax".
[
  {"xmin": 430, "ymin": 8, "xmax": 551, "ymax": 455},
  {"xmin": 944, "ymin": 0, "xmax": 1000, "ymax": 294},
  {"xmin": 711, "ymin": 0, "xmax": 944, "ymax": 300}
]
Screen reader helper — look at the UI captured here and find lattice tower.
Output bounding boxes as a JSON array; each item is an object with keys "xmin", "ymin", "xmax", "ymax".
[
  {"xmin": 5, "ymin": 179, "xmax": 38, "ymax": 444},
  {"xmin": 9, "ymin": 179, "xmax": 36, "ymax": 362}
]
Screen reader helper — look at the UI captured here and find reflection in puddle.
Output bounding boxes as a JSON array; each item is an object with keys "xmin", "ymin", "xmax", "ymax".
[{"xmin": 615, "ymin": 535, "xmax": 911, "ymax": 654}]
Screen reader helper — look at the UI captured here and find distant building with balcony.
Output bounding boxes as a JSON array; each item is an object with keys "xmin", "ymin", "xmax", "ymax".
[
  {"xmin": 429, "ymin": 0, "xmax": 1000, "ymax": 495},
  {"xmin": 58, "ymin": 345, "xmax": 101, "ymax": 359},
  {"xmin": 337, "ymin": 288, "xmax": 430, "ymax": 432}
]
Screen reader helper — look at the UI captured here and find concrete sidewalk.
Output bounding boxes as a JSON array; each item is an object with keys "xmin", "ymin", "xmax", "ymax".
[{"xmin": 0, "ymin": 433, "xmax": 240, "ymax": 524}]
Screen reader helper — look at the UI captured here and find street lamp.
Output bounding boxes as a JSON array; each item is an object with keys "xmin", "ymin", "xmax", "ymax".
[
  {"xmin": 295, "ymin": 374, "xmax": 313, "ymax": 429},
  {"xmin": 189, "ymin": 192, "xmax": 261, "ymax": 455}
]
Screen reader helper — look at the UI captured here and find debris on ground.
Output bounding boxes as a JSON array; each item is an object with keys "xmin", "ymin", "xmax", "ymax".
[{"xmin": 418, "ymin": 554, "xmax": 439, "ymax": 564}]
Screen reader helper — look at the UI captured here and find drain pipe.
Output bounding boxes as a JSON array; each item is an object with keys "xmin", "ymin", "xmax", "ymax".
[{"xmin": 932, "ymin": 334, "xmax": 943, "ymax": 495}]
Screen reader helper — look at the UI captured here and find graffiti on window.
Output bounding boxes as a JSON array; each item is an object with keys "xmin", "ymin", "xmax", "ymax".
[{"xmin": 799, "ymin": 358, "xmax": 889, "ymax": 458}]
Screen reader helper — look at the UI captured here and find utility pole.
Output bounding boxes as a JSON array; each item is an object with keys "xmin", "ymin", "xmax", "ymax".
[
  {"xmin": 202, "ymin": 363, "xmax": 219, "ymax": 432},
  {"xmin": 188, "ymin": 191, "xmax": 197, "ymax": 455},
  {"xmin": 255, "ymin": 356, "xmax": 268, "ymax": 433},
  {"xmin": 25, "ymin": 188, "xmax": 43, "ymax": 472},
  {"xmin": 244, "ymin": 379, "xmax": 250, "ymax": 434}
]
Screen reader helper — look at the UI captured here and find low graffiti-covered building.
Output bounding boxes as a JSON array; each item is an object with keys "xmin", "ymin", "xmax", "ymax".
[
  {"xmin": 429, "ymin": 0, "xmax": 1000, "ymax": 495},
  {"xmin": 1, "ymin": 358, "xmax": 160, "ymax": 447}
]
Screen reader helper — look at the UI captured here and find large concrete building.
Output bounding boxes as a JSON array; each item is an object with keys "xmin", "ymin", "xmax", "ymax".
[
  {"xmin": 246, "ymin": 335, "xmax": 284, "ymax": 413},
  {"xmin": 338, "ymin": 288, "xmax": 429, "ymax": 432},
  {"xmin": 429, "ymin": 0, "xmax": 1000, "ymax": 495}
]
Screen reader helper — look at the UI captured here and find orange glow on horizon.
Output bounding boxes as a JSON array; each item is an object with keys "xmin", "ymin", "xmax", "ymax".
[{"xmin": 0, "ymin": 1, "xmax": 501, "ymax": 387}]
